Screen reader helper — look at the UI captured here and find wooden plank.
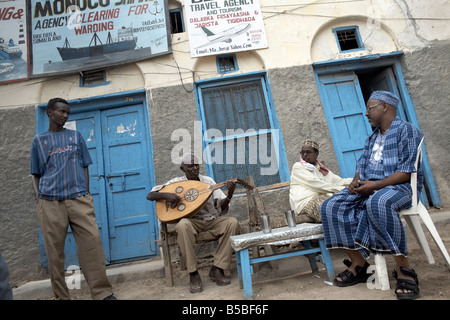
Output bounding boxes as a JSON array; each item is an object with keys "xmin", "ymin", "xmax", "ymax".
[
  {"xmin": 253, "ymin": 187, "xmax": 266, "ymax": 217},
  {"xmin": 232, "ymin": 180, "xmax": 290, "ymax": 195},
  {"xmin": 245, "ymin": 176, "xmax": 258, "ymax": 233},
  {"xmin": 256, "ymin": 181, "xmax": 290, "ymax": 192},
  {"xmin": 161, "ymin": 223, "xmax": 174, "ymax": 286}
]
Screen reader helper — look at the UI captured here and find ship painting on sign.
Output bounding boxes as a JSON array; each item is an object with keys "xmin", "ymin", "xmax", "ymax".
[
  {"xmin": 0, "ymin": 41, "xmax": 23, "ymax": 59},
  {"xmin": 0, "ymin": 58, "xmax": 14, "ymax": 74},
  {"xmin": 57, "ymin": 26, "xmax": 138, "ymax": 61},
  {"xmin": 0, "ymin": 41, "xmax": 19, "ymax": 74},
  {"xmin": 195, "ymin": 23, "xmax": 251, "ymax": 49}
]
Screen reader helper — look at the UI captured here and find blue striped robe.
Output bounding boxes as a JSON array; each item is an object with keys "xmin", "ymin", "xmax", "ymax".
[{"xmin": 320, "ymin": 117, "xmax": 424, "ymax": 258}]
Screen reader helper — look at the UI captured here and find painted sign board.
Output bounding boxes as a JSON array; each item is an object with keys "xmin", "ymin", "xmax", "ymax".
[
  {"xmin": 0, "ymin": 0, "xmax": 29, "ymax": 84},
  {"xmin": 185, "ymin": 0, "xmax": 268, "ymax": 58},
  {"xmin": 30, "ymin": 0, "xmax": 172, "ymax": 77}
]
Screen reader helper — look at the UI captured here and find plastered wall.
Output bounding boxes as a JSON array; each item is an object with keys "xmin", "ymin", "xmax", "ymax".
[{"xmin": 0, "ymin": 0, "xmax": 449, "ymax": 285}]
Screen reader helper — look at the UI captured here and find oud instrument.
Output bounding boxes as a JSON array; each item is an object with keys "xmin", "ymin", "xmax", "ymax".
[{"xmin": 155, "ymin": 178, "xmax": 253, "ymax": 224}]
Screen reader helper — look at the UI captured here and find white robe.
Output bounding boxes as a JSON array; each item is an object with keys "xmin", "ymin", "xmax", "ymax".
[{"xmin": 289, "ymin": 161, "xmax": 352, "ymax": 214}]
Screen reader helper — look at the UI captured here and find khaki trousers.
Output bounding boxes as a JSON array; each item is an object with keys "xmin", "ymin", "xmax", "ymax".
[
  {"xmin": 37, "ymin": 194, "xmax": 113, "ymax": 300},
  {"xmin": 175, "ymin": 216, "xmax": 240, "ymax": 273}
]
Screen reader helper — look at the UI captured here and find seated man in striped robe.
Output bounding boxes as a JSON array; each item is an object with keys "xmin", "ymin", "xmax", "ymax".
[{"xmin": 319, "ymin": 91, "xmax": 423, "ymax": 300}]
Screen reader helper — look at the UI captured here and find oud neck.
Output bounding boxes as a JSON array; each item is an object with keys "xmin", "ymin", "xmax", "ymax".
[{"xmin": 208, "ymin": 178, "xmax": 253, "ymax": 191}]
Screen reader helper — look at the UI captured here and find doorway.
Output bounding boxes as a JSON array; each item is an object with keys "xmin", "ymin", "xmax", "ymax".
[
  {"xmin": 314, "ymin": 54, "xmax": 440, "ymax": 208},
  {"xmin": 36, "ymin": 90, "xmax": 158, "ymax": 269}
]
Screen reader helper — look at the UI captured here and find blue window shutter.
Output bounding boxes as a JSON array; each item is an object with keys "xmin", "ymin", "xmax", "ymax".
[{"xmin": 200, "ymin": 78, "xmax": 281, "ymax": 186}]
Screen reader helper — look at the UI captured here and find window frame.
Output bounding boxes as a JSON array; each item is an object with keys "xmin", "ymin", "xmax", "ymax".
[
  {"xmin": 216, "ymin": 54, "xmax": 239, "ymax": 74},
  {"xmin": 169, "ymin": 8, "xmax": 185, "ymax": 34},
  {"xmin": 194, "ymin": 71, "xmax": 290, "ymax": 185},
  {"xmin": 333, "ymin": 26, "xmax": 364, "ymax": 53},
  {"xmin": 79, "ymin": 69, "xmax": 110, "ymax": 88}
]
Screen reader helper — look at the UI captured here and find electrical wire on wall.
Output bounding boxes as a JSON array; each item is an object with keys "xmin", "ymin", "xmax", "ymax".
[
  {"xmin": 1, "ymin": 0, "xmax": 448, "ymax": 105},
  {"xmin": 172, "ymin": 57, "xmax": 194, "ymax": 93}
]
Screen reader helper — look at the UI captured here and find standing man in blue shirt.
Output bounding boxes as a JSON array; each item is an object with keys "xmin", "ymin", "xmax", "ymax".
[
  {"xmin": 30, "ymin": 98, "xmax": 116, "ymax": 300},
  {"xmin": 320, "ymin": 91, "xmax": 423, "ymax": 300}
]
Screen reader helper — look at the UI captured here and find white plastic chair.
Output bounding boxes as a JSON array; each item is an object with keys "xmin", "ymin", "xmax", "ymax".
[{"xmin": 375, "ymin": 138, "xmax": 450, "ymax": 290}]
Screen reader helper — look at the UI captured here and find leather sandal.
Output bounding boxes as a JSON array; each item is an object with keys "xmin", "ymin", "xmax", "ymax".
[
  {"xmin": 393, "ymin": 267, "xmax": 420, "ymax": 300},
  {"xmin": 334, "ymin": 259, "xmax": 370, "ymax": 287}
]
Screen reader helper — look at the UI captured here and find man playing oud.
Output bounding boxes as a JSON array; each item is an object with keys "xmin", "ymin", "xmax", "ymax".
[{"xmin": 147, "ymin": 154, "xmax": 239, "ymax": 294}]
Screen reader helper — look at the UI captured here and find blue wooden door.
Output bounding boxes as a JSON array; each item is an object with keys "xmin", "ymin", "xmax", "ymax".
[
  {"xmin": 317, "ymin": 72, "xmax": 372, "ymax": 178},
  {"xmin": 197, "ymin": 76, "xmax": 288, "ymax": 186},
  {"xmin": 101, "ymin": 104, "xmax": 157, "ymax": 261},
  {"xmin": 367, "ymin": 68, "xmax": 434, "ymax": 207},
  {"xmin": 39, "ymin": 102, "xmax": 157, "ymax": 269},
  {"xmin": 62, "ymin": 110, "xmax": 111, "ymax": 267},
  {"xmin": 317, "ymin": 68, "xmax": 440, "ymax": 208},
  {"xmin": 368, "ymin": 68, "xmax": 419, "ymax": 185},
  {"xmin": 367, "ymin": 68, "xmax": 412, "ymax": 122}
]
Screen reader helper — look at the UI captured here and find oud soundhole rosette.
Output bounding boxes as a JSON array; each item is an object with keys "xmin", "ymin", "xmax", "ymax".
[{"xmin": 184, "ymin": 188, "xmax": 199, "ymax": 201}]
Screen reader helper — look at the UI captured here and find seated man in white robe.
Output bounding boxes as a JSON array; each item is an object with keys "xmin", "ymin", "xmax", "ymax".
[{"xmin": 289, "ymin": 139, "xmax": 352, "ymax": 223}]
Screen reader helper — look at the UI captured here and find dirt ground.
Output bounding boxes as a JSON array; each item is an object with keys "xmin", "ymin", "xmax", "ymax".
[
  {"xmin": 48, "ymin": 209, "xmax": 450, "ymax": 303},
  {"xmin": 17, "ymin": 209, "xmax": 446, "ymax": 307}
]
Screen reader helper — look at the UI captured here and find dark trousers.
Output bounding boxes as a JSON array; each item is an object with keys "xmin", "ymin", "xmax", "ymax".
[{"xmin": 0, "ymin": 253, "xmax": 13, "ymax": 300}]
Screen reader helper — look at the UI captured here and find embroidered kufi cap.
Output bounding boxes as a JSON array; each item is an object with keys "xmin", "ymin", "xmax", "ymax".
[
  {"xmin": 303, "ymin": 139, "xmax": 319, "ymax": 150},
  {"xmin": 369, "ymin": 90, "xmax": 400, "ymax": 108}
]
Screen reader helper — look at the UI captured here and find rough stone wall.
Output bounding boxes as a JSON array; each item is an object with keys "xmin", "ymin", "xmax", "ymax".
[
  {"xmin": 0, "ymin": 105, "xmax": 48, "ymax": 286},
  {"xmin": 400, "ymin": 40, "xmax": 450, "ymax": 209},
  {"xmin": 2, "ymin": 41, "xmax": 449, "ymax": 286},
  {"xmin": 148, "ymin": 85, "xmax": 200, "ymax": 185},
  {"xmin": 267, "ymin": 65, "xmax": 342, "ymax": 176},
  {"xmin": 148, "ymin": 65, "xmax": 342, "ymax": 191}
]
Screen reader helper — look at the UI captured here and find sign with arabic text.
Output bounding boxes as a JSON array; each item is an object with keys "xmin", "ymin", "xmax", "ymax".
[{"xmin": 185, "ymin": 0, "xmax": 268, "ymax": 58}]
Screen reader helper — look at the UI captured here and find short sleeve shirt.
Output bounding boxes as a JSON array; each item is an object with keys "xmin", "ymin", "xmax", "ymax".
[{"xmin": 30, "ymin": 129, "xmax": 93, "ymax": 200}]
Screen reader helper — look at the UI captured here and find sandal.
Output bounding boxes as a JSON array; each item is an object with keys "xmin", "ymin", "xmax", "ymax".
[
  {"xmin": 393, "ymin": 267, "xmax": 420, "ymax": 300},
  {"xmin": 334, "ymin": 259, "xmax": 370, "ymax": 287}
]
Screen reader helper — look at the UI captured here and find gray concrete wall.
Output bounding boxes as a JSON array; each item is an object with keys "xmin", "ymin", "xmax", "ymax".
[
  {"xmin": 0, "ymin": 105, "xmax": 48, "ymax": 286},
  {"xmin": 148, "ymin": 65, "xmax": 341, "ymax": 189},
  {"xmin": 267, "ymin": 65, "xmax": 341, "ymax": 176},
  {"xmin": 400, "ymin": 40, "xmax": 450, "ymax": 208},
  {"xmin": 148, "ymin": 85, "xmax": 200, "ymax": 185},
  {"xmin": 1, "ymin": 41, "xmax": 449, "ymax": 286}
]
